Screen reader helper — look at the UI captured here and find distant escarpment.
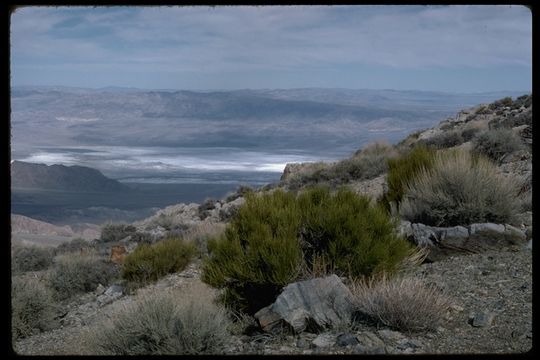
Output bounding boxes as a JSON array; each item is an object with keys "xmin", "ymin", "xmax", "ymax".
[{"xmin": 11, "ymin": 161, "xmax": 129, "ymax": 192}]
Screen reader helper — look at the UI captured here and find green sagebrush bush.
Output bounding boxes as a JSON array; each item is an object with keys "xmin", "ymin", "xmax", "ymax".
[
  {"xmin": 473, "ymin": 128, "xmax": 524, "ymax": 162},
  {"xmin": 55, "ymin": 238, "xmax": 93, "ymax": 255},
  {"xmin": 49, "ymin": 254, "xmax": 119, "ymax": 300},
  {"xmin": 399, "ymin": 148, "xmax": 520, "ymax": 227},
  {"xmin": 12, "ymin": 276, "xmax": 57, "ymax": 340},
  {"xmin": 379, "ymin": 145, "xmax": 437, "ymax": 213},
  {"xmin": 202, "ymin": 187, "xmax": 411, "ymax": 314},
  {"xmin": 122, "ymin": 237, "xmax": 197, "ymax": 284},
  {"xmin": 418, "ymin": 130, "xmax": 464, "ymax": 149},
  {"xmin": 88, "ymin": 288, "xmax": 231, "ymax": 355},
  {"xmin": 11, "ymin": 244, "xmax": 54, "ymax": 273}
]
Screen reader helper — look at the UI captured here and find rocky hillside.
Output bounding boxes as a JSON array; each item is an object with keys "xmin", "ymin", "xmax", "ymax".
[
  {"xmin": 12, "ymin": 94, "xmax": 532, "ymax": 355},
  {"xmin": 11, "ymin": 161, "xmax": 129, "ymax": 192}
]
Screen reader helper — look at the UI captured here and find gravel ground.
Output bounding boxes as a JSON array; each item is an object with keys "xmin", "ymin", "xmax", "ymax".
[{"xmin": 12, "ymin": 246, "xmax": 532, "ymax": 355}]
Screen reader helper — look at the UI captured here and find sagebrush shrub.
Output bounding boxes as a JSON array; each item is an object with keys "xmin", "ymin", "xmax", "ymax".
[
  {"xmin": 88, "ymin": 287, "xmax": 231, "ymax": 355},
  {"xmin": 100, "ymin": 223, "xmax": 137, "ymax": 243},
  {"xmin": 419, "ymin": 131, "xmax": 464, "ymax": 149},
  {"xmin": 351, "ymin": 274, "xmax": 451, "ymax": 332},
  {"xmin": 473, "ymin": 128, "xmax": 524, "ymax": 162},
  {"xmin": 202, "ymin": 187, "xmax": 411, "ymax": 314},
  {"xmin": 12, "ymin": 276, "xmax": 57, "ymax": 340},
  {"xmin": 122, "ymin": 237, "xmax": 196, "ymax": 284},
  {"xmin": 49, "ymin": 254, "xmax": 119, "ymax": 300},
  {"xmin": 399, "ymin": 149, "xmax": 520, "ymax": 227},
  {"xmin": 11, "ymin": 245, "xmax": 54, "ymax": 273},
  {"xmin": 55, "ymin": 238, "xmax": 93, "ymax": 255},
  {"xmin": 380, "ymin": 145, "xmax": 437, "ymax": 213}
]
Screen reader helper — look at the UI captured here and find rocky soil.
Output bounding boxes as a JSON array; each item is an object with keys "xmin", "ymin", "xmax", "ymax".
[{"xmin": 13, "ymin": 244, "xmax": 532, "ymax": 355}]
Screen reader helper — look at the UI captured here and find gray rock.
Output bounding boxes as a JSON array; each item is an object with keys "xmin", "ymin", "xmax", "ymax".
[
  {"xmin": 398, "ymin": 220, "xmax": 413, "ymax": 239},
  {"xmin": 377, "ymin": 329, "xmax": 405, "ymax": 343},
  {"xmin": 356, "ymin": 331, "xmax": 385, "ymax": 348},
  {"xmin": 410, "ymin": 223, "xmax": 439, "ymax": 247},
  {"xmin": 255, "ymin": 274, "xmax": 355, "ymax": 334},
  {"xmin": 468, "ymin": 223, "xmax": 525, "ymax": 252},
  {"xmin": 470, "ymin": 312, "xmax": 495, "ymax": 327},
  {"xmin": 104, "ymin": 284, "xmax": 123, "ymax": 297},
  {"xmin": 525, "ymin": 239, "xmax": 532, "ymax": 250},
  {"xmin": 94, "ymin": 284, "xmax": 105, "ymax": 295},
  {"xmin": 336, "ymin": 333, "xmax": 360, "ymax": 347},
  {"xmin": 311, "ymin": 333, "xmax": 336, "ymax": 348},
  {"xmin": 296, "ymin": 338, "xmax": 311, "ymax": 349},
  {"xmin": 503, "ymin": 224, "xmax": 527, "ymax": 244}
]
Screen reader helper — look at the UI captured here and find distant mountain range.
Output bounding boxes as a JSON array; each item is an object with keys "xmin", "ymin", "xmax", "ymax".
[
  {"xmin": 11, "ymin": 161, "xmax": 129, "ymax": 192},
  {"xmin": 11, "ymin": 86, "xmax": 527, "ymax": 160}
]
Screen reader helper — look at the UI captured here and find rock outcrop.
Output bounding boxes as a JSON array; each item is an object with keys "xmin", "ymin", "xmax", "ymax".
[{"xmin": 255, "ymin": 275, "xmax": 355, "ymax": 334}]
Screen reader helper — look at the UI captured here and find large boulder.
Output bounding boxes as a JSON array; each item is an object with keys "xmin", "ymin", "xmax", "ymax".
[{"xmin": 254, "ymin": 274, "xmax": 355, "ymax": 334}]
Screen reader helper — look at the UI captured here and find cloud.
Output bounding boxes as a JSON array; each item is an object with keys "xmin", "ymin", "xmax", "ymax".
[{"xmin": 10, "ymin": 5, "xmax": 531, "ymax": 89}]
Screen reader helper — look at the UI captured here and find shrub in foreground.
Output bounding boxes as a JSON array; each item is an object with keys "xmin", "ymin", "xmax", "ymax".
[
  {"xmin": 380, "ymin": 145, "xmax": 436, "ymax": 213},
  {"xmin": 122, "ymin": 237, "xmax": 197, "ymax": 284},
  {"xmin": 473, "ymin": 128, "xmax": 524, "ymax": 162},
  {"xmin": 399, "ymin": 149, "xmax": 520, "ymax": 227},
  {"xmin": 202, "ymin": 187, "xmax": 412, "ymax": 314},
  {"xmin": 11, "ymin": 245, "xmax": 54, "ymax": 273},
  {"xmin": 88, "ymin": 288, "xmax": 231, "ymax": 355},
  {"xmin": 351, "ymin": 274, "xmax": 451, "ymax": 332},
  {"xmin": 49, "ymin": 254, "xmax": 119, "ymax": 300},
  {"xmin": 12, "ymin": 276, "xmax": 57, "ymax": 340}
]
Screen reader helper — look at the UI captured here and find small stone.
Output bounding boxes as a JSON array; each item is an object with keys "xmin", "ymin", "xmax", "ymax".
[
  {"xmin": 311, "ymin": 333, "xmax": 336, "ymax": 348},
  {"xmin": 336, "ymin": 333, "xmax": 360, "ymax": 347},
  {"xmin": 377, "ymin": 329, "xmax": 405, "ymax": 343},
  {"xmin": 296, "ymin": 338, "xmax": 311, "ymax": 349},
  {"xmin": 95, "ymin": 284, "xmax": 105, "ymax": 295},
  {"xmin": 450, "ymin": 304, "xmax": 464, "ymax": 312},
  {"xmin": 470, "ymin": 312, "xmax": 495, "ymax": 327}
]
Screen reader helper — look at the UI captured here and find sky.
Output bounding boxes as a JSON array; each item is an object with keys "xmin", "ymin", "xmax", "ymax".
[{"xmin": 10, "ymin": 5, "xmax": 532, "ymax": 93}]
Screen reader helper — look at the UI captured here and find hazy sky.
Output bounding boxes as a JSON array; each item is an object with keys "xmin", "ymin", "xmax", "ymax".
[{"xmin": 11, "ymin": 5, "xmax": 531, "ymax": 92}]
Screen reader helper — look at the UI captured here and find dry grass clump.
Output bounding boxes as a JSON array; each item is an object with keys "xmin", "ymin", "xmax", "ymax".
[
  {"xmin": 350, "ymin": 274, "xmax": 451, "ymax": 333},
  {"xmin": 12, "ymin": 276, "xmax": 57, "ymax": 340},
  {"xmin": 88, "ymin": 284, "xmax": 231, "ymax": 355},
  {"xmin": 399, "ymin": 148, "xmax": 520, "ymax": 227}
]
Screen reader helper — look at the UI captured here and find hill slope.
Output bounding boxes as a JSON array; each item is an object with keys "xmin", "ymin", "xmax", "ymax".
[{"xmin": 11, "ymin": 161, "xmax": 129, "ymax": 192}]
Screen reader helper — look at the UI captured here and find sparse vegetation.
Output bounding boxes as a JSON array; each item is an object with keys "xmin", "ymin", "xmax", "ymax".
[
  {"xmin": 11, "ymin": 244, "xmax": 54, "ymax": 273},
  {"xmin": 55, "ymin": 238, "xmax": 93, "ymax": 255},
  {"xmin": 88, "ymin": 287, "xmax": 231, "ymax": 355},
  {"xmin": 122, "ymin": 237, "xmax": 197, "ymax": 284},
  {"xmin": 399, "ymin": 149, "xmax": 520, "ymax": 227},
  {"xmin": 99, "ymin": 223, "xmax": 137, "ymax": 243},
  {"xmin": 419, "ymin": 130, "xmax": 464, "ymax": 149},
  {"xmin": 286, "ymin": 142, "xmax": 397, "ymax": 190},
  {"xmin": 379, "ymin": 145, "xmax": 437, "ymax": 213},
  {"xmin": 49, "ymin": 254, "xmax": 119, "ymax": 300},
  {"xmin": 473, "ymin": 128, "xmax": 524, "ymax": 162},
  {"xmin": 202, "ymin": 187, "xmax": 411, "ymax": 314},
  {"xmin": 12, "ymin": 276, "xmax": 57, "ymax": 340},
  {"xmin": 351, "ymin": 274, "xmax": 451, "ymax": 332}
]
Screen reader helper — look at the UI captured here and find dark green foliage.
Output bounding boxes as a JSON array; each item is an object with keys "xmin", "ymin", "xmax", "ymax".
[
  {"xmin": 461, "ymin": 127, "xmax": 482, "ymax": 142},
  {"xmin": 202, "ymin": 187, "xmax": 411, "ymax": 314},
  {"xmin": 419, "ymin": 131, "xmax": 464, "ymax": 149},
  {"xmin": 11, "ymin": 245, "xmax": 54, "ymax": 273},
  {"xmin": 473, "ymin": 128, "xmax": 524, "ymax": 162},
  {"xmin": 122, "ymin": 237, "xmax": 197, "ymax": 284},
  {"xmin": 100, "ymin": 223, "xmax": 137, "ymax": 243},
  {"xmin": 12, "ymin": 276, "xmax": 57, "ymax": 340},
  {"xmin": 379, "ymin": 145, "xmax": 437, "ymax": 213},
  {"xmin": 488, "ymin": 96, "xmax": 513, "ymax": 110},
  {"xmin": 49, "ymin": 255, "xmax": 119, "ymax": 300}
]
